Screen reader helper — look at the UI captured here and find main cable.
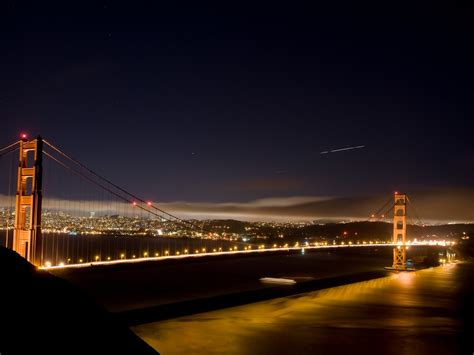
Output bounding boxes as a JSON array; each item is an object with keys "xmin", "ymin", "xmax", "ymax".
[
  {"xmin": 0, "ymin": 141, "xmax": 19, "ymax": 154},
  {"xmin": 43, "ymin": 140, "xmax": 212, "ymax": 234},
  {"xmin": 406, "ymin": 195, "xmax": 424, "ymax": 226},
  {"xmin": 43, "ymin": 149, "xmax": 219, "ymax": 238},
  {"xmin": 0, "ymin": 142, "xmax": 19, "ymax": 159}
]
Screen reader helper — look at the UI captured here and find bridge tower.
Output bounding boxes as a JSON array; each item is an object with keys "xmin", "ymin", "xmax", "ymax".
[
  {"xmin": 391, "ymin": 192, "xmax": 409, "ymax": 270},
  {"xmin": 12, "ymin": 136, "xmax": 43, "ymax": 266}
]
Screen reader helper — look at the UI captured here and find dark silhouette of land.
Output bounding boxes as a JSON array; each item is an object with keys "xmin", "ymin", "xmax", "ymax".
[
  {"xmin": 203, "ymin": 220, "xmax": 473, "ymax": 243},
  {"xmin": 0, "ymin": 247, "xmax": 158, "ymax": 355}
]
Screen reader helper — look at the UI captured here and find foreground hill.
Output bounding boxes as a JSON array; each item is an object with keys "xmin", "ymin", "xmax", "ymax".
[{"xmin": 0, "ymin": 247, "xmax": 158, "ymax": 355}]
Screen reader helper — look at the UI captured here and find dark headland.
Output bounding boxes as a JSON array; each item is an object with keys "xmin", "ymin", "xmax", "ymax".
[{"xmin": 0, "ymin": 247, "xmax": 158, "ymax": 355}]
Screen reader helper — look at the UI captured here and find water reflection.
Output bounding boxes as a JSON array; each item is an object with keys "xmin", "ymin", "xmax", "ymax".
[{"xmin": 133, "ymin": 263, "xmax": 469, "ymax": 355}]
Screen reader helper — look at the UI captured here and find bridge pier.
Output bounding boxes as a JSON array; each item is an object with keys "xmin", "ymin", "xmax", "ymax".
[
  {"xmin": 385, "ymin": 193, "xmax": 415, "ymax": 271},
  {"xmin": 12, "ymin": 135, "xmax": 43, "ymax": 266}
]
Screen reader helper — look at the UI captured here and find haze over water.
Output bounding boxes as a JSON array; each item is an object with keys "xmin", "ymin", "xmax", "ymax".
[{"xmin": 133, "ymin": 263, "xmax": 473, "ymax": 354}]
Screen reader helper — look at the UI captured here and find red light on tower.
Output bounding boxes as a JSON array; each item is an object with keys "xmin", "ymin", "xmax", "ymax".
[
  {"xmin": 20, "ymin": 133, "xmax": 28, "ymax": 141},
  {"xmin": 132, "ymin": 201, "xmax": 137, "ymax": 206},
  {"xmin": 147, "ymin": 201, "xmax": 152, "ymax": 206}
]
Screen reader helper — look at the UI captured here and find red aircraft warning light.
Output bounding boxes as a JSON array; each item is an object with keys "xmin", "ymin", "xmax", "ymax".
[
  {"xmin": 20, "ymin": 133, "xmax": 28, "ymax": 141},
  {"xmin": 147, "ymin": 201, "xmax": 152, "ymax": 206}
]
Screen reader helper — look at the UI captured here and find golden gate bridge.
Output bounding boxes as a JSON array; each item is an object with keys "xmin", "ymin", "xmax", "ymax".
[{"xmin": 0, "ymin": 135, "xmax": 453, "ymax": 270}]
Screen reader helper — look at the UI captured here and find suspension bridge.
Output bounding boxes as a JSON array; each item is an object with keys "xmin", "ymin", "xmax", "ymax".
[{"xmin": 0, "ymin": 135, "xmax": 453, "ymax": 271}]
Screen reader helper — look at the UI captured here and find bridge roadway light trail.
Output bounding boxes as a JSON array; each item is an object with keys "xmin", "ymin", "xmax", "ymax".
[{"xmin": 39, "ymin": 240, "xmax": 450, "ymax": 270}]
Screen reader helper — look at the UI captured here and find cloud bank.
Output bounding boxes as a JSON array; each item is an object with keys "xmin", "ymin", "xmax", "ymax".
[{"xmin": 1, "ymin": 188, "xmax": 473, "ymax": 223}]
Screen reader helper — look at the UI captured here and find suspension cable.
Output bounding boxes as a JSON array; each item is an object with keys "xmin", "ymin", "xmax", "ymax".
[
  {"xmin": 4, "ymin": 149, "xmax": 15, "ymax": 248},
  {"xmin": 0, "ymin": 142, "xmax": 19, "ymax": 159},
  {"xmin": 366, "ymin": 196, "xmax": 393, "ymax": 221},
  {"xmin": 44, "ymin": 151, "xmax": 175, "ymax": 222},
  {"xmin": 43, "ymin": 140, "xmax": 214, "ymax": 234},
  {"xmin": 0, "ymin": 141, "xmax": 19, "ymax": 154},
  {"xmin": 43, "ymin": 149, "xmax": 216, "ymax": 237},
  {"xmin": 406, "ymin": 195, "xmax": 424, "ymax": 226}
]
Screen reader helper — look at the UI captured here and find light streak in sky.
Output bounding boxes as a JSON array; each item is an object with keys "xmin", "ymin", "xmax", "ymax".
[{"xmin": 320, "ymin": 145, "xmax": 365, "ymax": 155}]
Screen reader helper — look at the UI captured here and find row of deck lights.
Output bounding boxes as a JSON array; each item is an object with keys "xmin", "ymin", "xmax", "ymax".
[{"xmin": 41, "ymin": 239, "xmax": 456, "ymax": 268}]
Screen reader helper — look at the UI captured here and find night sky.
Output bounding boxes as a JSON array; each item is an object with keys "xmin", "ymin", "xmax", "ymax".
[{"xmin": 2, "ymin": 2, "xmax": 473, "ymax": 216}]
